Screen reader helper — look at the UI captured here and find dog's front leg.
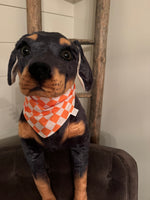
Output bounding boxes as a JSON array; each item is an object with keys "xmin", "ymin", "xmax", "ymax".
[
  {"xmin": 71, "ymin": 144, "xmax": 89, "ymax": 200},
  {"xmin": 19, "ymin": 119, "xmax": 56, "ymax": 200},
  {"xmin": 20, "ymin": 138, "xmax": 56, "ymax": 200}
]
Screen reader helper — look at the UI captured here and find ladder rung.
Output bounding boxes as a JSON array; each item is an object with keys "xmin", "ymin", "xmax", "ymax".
[
  {"xmin": 76, "ymin": 93, "xmax": 92, "ymax": 98},
  {"xmin": 70, "ymin": 39, "xmax": 94, "ymax": 45}
]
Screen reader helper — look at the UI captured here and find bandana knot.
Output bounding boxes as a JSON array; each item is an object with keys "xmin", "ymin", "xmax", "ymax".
[{"xmin": 23, "ymin": 84, "xmax": 78, "ymax": 138}]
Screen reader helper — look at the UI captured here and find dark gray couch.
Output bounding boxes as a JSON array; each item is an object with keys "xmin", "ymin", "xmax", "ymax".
[{"xmin": 0, "ymin": 136, "xmax": 138, "ymax": 200}]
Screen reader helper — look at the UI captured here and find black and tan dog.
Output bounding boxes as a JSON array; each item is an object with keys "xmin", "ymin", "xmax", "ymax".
[{"xmin": 8, "ymin": 32, "xmax": 93, "ymax": 200}]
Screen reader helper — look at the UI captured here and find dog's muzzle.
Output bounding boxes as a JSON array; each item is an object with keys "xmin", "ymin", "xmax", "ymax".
[{"xmin": 29, "ymin": 62, "xmax": 52, "ymax": 82}]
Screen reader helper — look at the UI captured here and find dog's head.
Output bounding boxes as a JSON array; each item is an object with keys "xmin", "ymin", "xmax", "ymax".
[{"xmin": 8, "ymin": 32, "xmax": 93, "ymax": 97}]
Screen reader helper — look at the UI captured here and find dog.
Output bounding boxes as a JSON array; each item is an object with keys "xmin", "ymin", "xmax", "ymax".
[{"xmin": 8, "ymin": 31, "xmax": 93, "ymax": 200}]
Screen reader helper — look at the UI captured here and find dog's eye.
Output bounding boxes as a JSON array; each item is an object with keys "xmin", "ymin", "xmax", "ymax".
[
  {"xmin": 60, "ymin": 50, "xmax": 73, "ymax": 61},
  {"xmin": 21, "ymin": 45, "xmax": 31, "ymax": 56}
]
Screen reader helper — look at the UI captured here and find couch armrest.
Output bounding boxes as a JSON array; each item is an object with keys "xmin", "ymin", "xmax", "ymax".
[{"xmin": 88, "ymin": 144, "xmax": 138, "ymax": 200}]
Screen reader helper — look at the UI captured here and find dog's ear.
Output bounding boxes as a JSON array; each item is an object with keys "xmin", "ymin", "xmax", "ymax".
[
  {"xmin": 73, "ymin": 40, "xmax": 93, "ymax": 91},
  {"xmin": 7, "ymin": 49, "xmax": 18, "ymax": 85}
]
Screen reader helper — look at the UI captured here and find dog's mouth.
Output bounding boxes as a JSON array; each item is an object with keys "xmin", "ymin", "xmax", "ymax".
[
  {"xmin": 30, "ymin": 86, "xmax": 44, "ymax": 92},
  {"xmin": 19, "ymin": 68, "xmax": 67, "ymax": 97}
]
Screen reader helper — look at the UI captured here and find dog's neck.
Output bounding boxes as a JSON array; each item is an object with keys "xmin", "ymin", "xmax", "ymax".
[{"xmin": 23, "ymin": 84, "xmax": 78, "ymax": 138}]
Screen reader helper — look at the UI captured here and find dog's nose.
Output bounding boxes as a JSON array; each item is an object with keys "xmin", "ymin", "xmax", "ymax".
[{"xmin": 29, "ymin": 62, "xmax": 51, "ymax": 82}]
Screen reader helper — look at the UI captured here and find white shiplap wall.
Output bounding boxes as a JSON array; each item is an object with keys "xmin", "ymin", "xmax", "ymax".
[
  {"xmin": 0, "ymin": 0, "xmax": 26, "ymax": 139},
  {"xmin": 42, "ymin": 0, "xmax": 74, "ymax": 37},
  {"xmin": 0, "ymin": 0, "xmax": 74, "ymax": 139}
]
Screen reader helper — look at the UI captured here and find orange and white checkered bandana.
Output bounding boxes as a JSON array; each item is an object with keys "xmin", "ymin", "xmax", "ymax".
[{"xmin": 23, "ymin": 84, "xmax": 78, "ymax": 138}]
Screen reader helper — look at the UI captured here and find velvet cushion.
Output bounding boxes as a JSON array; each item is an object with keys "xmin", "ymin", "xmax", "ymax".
[{"xmin": 0, "ymin": 136, "xmax": 138, "ymax": 200}]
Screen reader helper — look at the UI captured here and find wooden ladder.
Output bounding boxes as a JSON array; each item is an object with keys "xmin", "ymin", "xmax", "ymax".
[{"xmin": 26, "ymin": 0, "xmax": 110, "ymax": 144}]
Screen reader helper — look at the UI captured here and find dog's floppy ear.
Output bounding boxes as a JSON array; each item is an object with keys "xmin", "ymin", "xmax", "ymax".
[
  {"xmin": 7, "ymin": 49, "xmax": 18, "ymax": 85},
  {"xmin": 73, "ymin": 40, "xmax": 93, "ymax": 91}
]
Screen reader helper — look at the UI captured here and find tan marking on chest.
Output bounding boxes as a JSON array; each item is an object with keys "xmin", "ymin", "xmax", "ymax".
[
  {"xmin": 18, "ymin": 121, "xmax": 43, "ymax": 145},
  {"xmin": 61, "ymin": 120, "xmax": 85, "ymax": 143}
]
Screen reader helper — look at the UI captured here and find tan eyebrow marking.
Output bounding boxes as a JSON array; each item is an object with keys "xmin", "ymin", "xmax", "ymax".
[
  {"xmin": 59, "ymin": 37, "xmax": 71, "ymax": 46},
  {"xmin": 27, "ymin": 34, "xmax": 38, "ymax": 41}
]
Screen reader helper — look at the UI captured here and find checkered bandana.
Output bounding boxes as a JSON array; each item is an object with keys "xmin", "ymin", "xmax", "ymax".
[{"xmin": 23, "ymin": 84, "xmax": 78, "ymax": 138}]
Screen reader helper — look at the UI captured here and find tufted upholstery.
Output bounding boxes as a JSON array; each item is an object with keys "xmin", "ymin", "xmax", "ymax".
[{"xmin": 0, "ymin": 136, "xmax": 138, "ymax": 200}]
